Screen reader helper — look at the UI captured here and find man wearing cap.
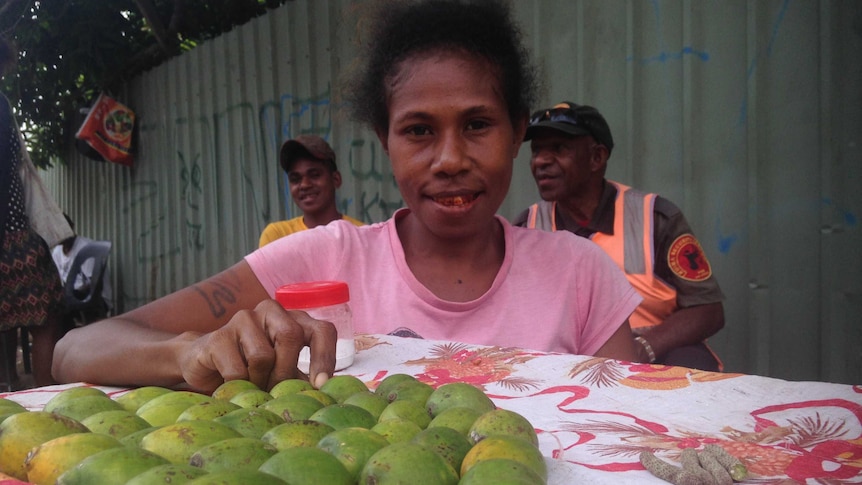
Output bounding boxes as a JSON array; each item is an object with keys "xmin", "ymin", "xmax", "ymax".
[
  {"xmin": 259, "ymin": 135, "xmax": 363, "ymax": 247},
  {"xmin": 513, "ymin": 101, "xmax": 725, "ymax": 371}
]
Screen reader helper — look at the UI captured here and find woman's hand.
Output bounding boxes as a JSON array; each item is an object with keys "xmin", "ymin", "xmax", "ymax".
[{"xmin": 178, "ymin": 299, "xmax": 337, "ymax": 394}]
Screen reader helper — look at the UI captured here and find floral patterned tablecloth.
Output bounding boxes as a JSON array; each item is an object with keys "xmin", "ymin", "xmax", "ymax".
[{"xmin": 3, "ymin": 333, "xmax": 862, "ymax": 484}]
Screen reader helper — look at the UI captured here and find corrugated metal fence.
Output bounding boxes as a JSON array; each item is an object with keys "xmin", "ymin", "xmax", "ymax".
[{"xmin": 41, "ymin": 0, "xmax": 862, "ymax": 384}]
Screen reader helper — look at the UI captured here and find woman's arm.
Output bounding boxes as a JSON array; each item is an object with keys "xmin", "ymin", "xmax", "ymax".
[
  {"xmin": 52, "ymin": 260, "xmax": 337, "ymax": 393},
  {"xmin": 593, "ymin": 318, "xmax": 641, "ymax": 362}
]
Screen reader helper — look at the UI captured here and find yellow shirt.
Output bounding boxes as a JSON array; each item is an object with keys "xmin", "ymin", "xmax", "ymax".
[{"xmin": 258, "ymin": 215, "xmax": 364, "ymax": 248}]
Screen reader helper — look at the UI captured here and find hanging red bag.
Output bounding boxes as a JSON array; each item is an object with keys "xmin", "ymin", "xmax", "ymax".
[{"xmin": 75, "ymin": 93, "xmax": 135, "ymax": 167}]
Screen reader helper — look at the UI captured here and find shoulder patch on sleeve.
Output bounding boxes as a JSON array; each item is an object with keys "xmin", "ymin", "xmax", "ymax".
[{"xmin": 667, "ymin": 234, "xmax": 712, "ymax": 281}]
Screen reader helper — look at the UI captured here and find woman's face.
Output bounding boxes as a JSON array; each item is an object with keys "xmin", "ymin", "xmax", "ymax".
[{"xmin": 377, "ymin": 50, "xmax": 526, "ymax": 241}]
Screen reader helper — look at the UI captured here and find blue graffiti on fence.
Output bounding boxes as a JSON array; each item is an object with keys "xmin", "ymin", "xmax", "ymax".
[
  {"xmin": 626, "ymin": 1, "xmax": 710, "ymax": 65},
  {"xmin": 718, "ymin": 0, "xmax": 791, "ymax": 254},
  {"xmin": 738, "ymin": 0, "xmax": 790, "ymax": 126},
  {"xmin": 627, "ymin": 45, "xmax": 709, "ymax": 64},
  {"xmin": 716, "ymin": 219, "xmax": 738, "ymax": 255},
  {"xmin": 822, "ymin": 198, "xmax": 858, "ymax": 227}
]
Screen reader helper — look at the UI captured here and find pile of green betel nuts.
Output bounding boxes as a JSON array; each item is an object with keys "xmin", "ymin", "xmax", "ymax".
[{"xmin": 0, "ymin": 374, "xmax": 549, "ymax": 485}]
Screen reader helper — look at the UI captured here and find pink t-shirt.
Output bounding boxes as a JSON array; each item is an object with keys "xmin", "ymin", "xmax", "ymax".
[{"xmin": 246, "ymin": 209, "xmax": 641, "ymax": 356}]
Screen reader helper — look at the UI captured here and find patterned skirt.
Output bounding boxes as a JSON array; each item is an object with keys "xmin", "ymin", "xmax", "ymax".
[{"xmin": 0, "ymin": 228, "xmax": 65, "ymax": 330}]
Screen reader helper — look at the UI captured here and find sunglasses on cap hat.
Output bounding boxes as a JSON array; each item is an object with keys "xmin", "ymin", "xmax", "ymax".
[
  {"xmin": 528, "ymin": 104, "xmax": 583, "ymax": 127},
  {"xmin": 526, "ymin": 101, "xmax": 614, "ymax": 153}
]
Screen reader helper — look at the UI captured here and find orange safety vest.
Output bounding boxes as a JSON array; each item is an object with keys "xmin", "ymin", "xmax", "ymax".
[{"xmin": 526, "ymin": 181, "xmax": 677, "ymax": 330}]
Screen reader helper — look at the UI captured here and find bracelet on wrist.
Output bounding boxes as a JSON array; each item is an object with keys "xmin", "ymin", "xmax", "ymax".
[{"xmin": 634, "ymin": 336, "xmax": 657, "ymax": 363}]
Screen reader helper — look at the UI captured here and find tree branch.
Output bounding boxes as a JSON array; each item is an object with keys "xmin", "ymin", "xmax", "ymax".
[
  {"xmin": 0, "ymin": 0, "xmax": 29, "ymax": 35},
  {"xmin": 133, "ymin": 0, "xmax": 180, "ymax": 56}
]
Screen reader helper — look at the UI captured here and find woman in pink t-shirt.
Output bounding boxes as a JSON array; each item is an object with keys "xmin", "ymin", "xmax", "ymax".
[{"xmin": 53, "ymin": 0, "xmax": 641, "ymax": 393}]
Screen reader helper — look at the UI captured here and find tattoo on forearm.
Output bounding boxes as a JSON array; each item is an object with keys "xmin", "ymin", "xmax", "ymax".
[{"xmin": 191, "ymin": 268, "xmax": 243, "ymax": 318}]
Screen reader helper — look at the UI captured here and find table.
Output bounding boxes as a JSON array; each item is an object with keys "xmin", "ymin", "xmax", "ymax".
[{"xmin": 3, "ymin": 333, "xmax": 862, "ymax": 484}]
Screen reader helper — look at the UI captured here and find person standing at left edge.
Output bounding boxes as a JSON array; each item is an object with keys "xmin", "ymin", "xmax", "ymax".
[
  {"xmin": 0, "ymin": 36, "xmax": 73, "ymax": 388},
  {"xmin": 515, "ymin": 101, "xmax": 725, "ymax": 371}
]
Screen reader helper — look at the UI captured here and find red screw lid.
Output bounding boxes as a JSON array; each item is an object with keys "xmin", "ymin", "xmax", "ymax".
[{"xmin": 275, "ymin": 281, "xmax": 350, "ymax": 309}]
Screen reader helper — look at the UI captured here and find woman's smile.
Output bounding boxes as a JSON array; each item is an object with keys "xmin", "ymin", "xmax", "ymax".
[{"xmin": 432, "ymin": 193, "xmax": 478, "ymax": 207}]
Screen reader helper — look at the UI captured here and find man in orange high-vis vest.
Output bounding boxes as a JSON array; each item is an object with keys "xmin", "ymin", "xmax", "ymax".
[{"xmin": 513, "ymin": 102, "xmax": 725, "ymax": 371}]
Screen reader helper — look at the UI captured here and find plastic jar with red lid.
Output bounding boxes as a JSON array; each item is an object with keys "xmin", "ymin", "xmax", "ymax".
[{"xmin": 275, "ymin": 281, "xmax": 354, "ymax": 371}]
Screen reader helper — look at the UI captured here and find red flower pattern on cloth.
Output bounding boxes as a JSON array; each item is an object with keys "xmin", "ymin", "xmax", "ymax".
[{"xmin": 403, "ymin": 342, "xmax": 541, "ymax": 391}]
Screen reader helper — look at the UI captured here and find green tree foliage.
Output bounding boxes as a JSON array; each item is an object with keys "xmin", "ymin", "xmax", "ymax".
[{"xmin": 0, "ymin": 0, "xmax": 288, "ymax": 168}]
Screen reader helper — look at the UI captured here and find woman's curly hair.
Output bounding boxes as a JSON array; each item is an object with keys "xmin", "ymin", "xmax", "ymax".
[{"xmin": 341, "ymin": 0, "xmax": 539, "ymax": 132}]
